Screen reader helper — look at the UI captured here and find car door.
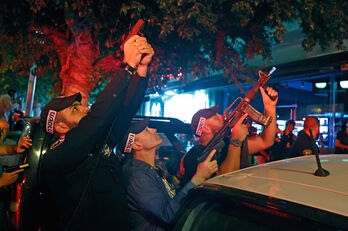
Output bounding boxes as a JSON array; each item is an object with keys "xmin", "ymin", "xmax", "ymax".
[{"xmin": 173, "ymin": 188, "xmax": 341, "ymax": 231}]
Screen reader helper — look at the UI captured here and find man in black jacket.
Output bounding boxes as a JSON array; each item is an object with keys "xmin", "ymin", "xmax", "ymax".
[
  {"xmin": 40, "ymin": 35, "xmax": 154, "ymax": 230},
  {"xmin": 289, "ymin": 116, "xmax": 320, "ymax": 157}
]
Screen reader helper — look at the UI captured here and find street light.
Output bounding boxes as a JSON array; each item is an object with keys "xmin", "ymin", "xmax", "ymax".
[
  {"xmin": 315, "ymin": 82, "xmax": 327, "ymax": 89},
  {"xmin": 339, "ymin": 80, "xmax": 348, "ymax": 89}
]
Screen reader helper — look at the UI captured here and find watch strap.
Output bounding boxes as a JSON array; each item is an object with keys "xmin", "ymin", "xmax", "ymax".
[
  {"xmin": 121, "ymin": 62, "xmax": 137, "ymax": 75},
  {"xmin": 229, "ymin": 139, "xmax": 243, "ymax": 147}
]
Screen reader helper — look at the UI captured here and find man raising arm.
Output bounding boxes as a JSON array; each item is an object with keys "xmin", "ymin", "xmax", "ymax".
[{"xmin": 41, "ymin": 35, "xmax": 154, "ymax": 230}]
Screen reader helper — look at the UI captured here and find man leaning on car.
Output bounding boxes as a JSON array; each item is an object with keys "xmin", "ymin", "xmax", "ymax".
[{"xmin": 120, "ymin": 119, "xmax": 217, "ymax": 230}]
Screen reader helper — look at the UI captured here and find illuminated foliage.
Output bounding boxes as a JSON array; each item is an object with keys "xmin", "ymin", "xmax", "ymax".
[{"xmin": 0, "ymin": 0, "xmax": 347, "ymax": 102}]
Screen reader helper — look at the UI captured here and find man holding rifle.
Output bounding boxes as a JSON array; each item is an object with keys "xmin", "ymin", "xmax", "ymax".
[{"xmin": 180, "ymin": 86, "xmax": 278, "ymax": 185}]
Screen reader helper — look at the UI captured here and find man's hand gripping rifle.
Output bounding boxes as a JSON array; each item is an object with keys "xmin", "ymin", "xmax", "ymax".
[{"xmin": 197, "ymin": 67, "xmax": 276, "ymax": 163}]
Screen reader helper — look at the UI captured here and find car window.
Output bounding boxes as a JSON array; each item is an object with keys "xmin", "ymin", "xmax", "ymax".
[
  {"xmin": 177, "ymin": 201, "xmax": 270, "ymax": 231},
  {"xmin": 157, "ymin": 132, "xmax": 190, "ymax": 176},
  {"xmin": 174, "ymin": 195, "xmax": 339, "ymax": 231}
]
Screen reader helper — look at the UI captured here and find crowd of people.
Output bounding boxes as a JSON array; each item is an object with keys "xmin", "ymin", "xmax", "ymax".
[
  {"xmin": 0, "ymin": 92, "xmax": 32, "ymax": 230},
  {"xmin": 0, "ymin": 35, "xmax": 347, "ymax": 231}
]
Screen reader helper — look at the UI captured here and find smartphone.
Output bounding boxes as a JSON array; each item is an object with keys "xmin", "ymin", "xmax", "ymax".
[{"xmin": 3, "ymin": 163, "xmax": 29, "ymax": 173}]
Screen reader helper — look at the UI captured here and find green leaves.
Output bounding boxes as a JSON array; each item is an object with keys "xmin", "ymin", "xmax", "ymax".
[{"xmin": 0, "ymin": 0, "xmax": 346, "ymax": 95}]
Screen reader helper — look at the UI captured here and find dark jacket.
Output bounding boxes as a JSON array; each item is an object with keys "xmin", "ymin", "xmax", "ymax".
[
  {"xmin": 42, "ymin": 69, "xmax": 148, "ymax": 231},
  {"xmin": 127, "ymin": 159, "xmax": 195, "ymax": 231},
  {"xmin": 181, "ymin": 138, "xmax": 249, "ymax": 186},
  {"xmin": 289, "ymin": 131, "xmax": 319, "ymax": 158}
]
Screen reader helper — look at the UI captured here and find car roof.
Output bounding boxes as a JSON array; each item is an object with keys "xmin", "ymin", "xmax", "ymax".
[
  {"xmin": 133, "ymin": 116, "xmax": 192, "ymax": 134},
  {"xmin": 204, "ymin": 155, "xmax": 348, "ymax": 217}
]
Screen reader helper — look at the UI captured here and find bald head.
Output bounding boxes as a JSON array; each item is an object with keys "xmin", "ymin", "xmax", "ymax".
[
  {"xmin": 304, "ymin": 117, "xmax": 319, "ymax": 130},
  {"xmin": 304, "ymin": 116, "xmax": 319, "ymax": 138}
]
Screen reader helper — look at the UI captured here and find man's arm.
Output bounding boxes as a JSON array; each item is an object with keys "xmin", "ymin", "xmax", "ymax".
[
  {"xmin": 0, "ymin": 169, "xmax": 24, "ymax": 188},
  {"xmin": 218, "ymin": 114, "xmax": 248, "ymax": 174},
  {"xmin": 335, "ymin": 139, "xmax": 348, "ymax": 150},
  {"xmin": 0, "ymin": 145, "xmax": 17, "ymax": 156},
  {"xmin": 128, "ymin": 169, "xmax": 189, "ymax": 224},
  {"xmin": 128, "ymin": 151, "xmax": 217, "ymax": 224},
  {"xmin": 248, "ymin": 87, "xmax": 278, "ymax": 154},
  {"xmin": 43, "ymin": 69, "xmax": 134, "ymax": 172},
  {"xmin": 107, "ymin": 37, "xmax": 154, "ymax": 147},
  {"xmin": 0, "ymin": 119, "xmax": 9, "ymax": 144},
  {"xmin": 0, "ymin": 136, "xmax": 32, "ymax": 155},
  {"xmin": 43, "ymin": 36, "xmax": 146, "ymax": 172}
]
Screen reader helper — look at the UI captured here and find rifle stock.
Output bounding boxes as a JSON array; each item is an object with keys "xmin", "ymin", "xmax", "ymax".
[{"xmin": 197, "ymin": 67, "xmax": 276, "ymax": 163}]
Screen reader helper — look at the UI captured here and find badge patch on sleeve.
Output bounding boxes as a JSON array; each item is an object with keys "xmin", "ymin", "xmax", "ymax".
[
  {"xmin": 124, "ymin": 133, "xmax": 136, "ymax": 153},
  {"xmin": 195, "ymin": 117, "xmax": 206, "ymax": 136},
  {"xmin": 46, "ymin": 110, "xmax": 57, "ymax": 134}
]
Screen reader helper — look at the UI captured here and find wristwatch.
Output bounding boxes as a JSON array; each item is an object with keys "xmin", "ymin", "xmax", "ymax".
[
  {"xmin": 121, "ymin": 62, "xmax": 137, "ymax": 75},
  {"xmin": 229, "ymin": 139, "xmax": 243, "ymax": 147}
]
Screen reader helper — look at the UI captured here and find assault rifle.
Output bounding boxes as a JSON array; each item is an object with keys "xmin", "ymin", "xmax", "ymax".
[{"xmin": 197, "ymin": 67, "xmax": 276, "ymax": 162}]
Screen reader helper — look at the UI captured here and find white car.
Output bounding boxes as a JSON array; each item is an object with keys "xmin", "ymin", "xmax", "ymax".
[{"xmin": 173, "ymin": 155, "xmax": 348, "ymax": 230}]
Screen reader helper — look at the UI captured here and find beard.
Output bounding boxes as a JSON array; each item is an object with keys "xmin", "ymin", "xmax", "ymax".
[{"xmin": 65, "ymin": 120, "xmax": 79, "ymax": 130}]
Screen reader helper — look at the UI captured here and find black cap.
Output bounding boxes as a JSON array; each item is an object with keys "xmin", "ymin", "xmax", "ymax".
[
  {"xmin": 13, "ymin": 109, "xmax": 24, "ymax": 118},
  {"xmin": 119, "ymin": 118, "xmax": 149, "ymax": 153},
  {"xmin": 40, "ymin": 93, "xmax": 82, "ymax": 134},
  {"xmin": 191, "ymin": 105, "xmax": 219, "ymax": 136}
]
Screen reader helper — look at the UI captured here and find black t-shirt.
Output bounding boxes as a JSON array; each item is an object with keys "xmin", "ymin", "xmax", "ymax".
[
  {"xmin": 289, "ymin": 132, "xmax": 319, "ymax": 158},
  {"xmin": 181, "ymin": 138, "xmax": 249, "ymax": 186},
  {"xmin": 335, "ymin": 130, "xmax": 348, "ymax": 154},
  {"xmin": 281, "ymin": 132, "xmax": 296, "ymax": 157},
  {"xmin": 12, "ymin": 119, "xmax": 26, "ymax": 131},
  {"xmin": 269, "ymin": 140, "xmax": 284, "ymax": 161}
]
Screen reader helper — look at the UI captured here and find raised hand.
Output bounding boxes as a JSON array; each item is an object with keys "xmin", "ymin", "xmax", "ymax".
[
  {"xmin": 260, "ymin": 87, "xmax": 278, "ymax": 109},
  {"xmin": 136, "ymin": 37, "xmax": 154, "ymax": 66},
  {"xmin": 16, "ymin": 136, "xmax": 32, "ymax": 154},
  {"xmin": 123, "ymin": 35, "xmax": 142, "ymax": 68},
  {"xmin": 123, "ymin": 35, "xmax": 154, "ymax": 77},
  {"xmin": 0, "ymin": 169, "xmax": 23, "ymax": 187},
  {"xmin": 231, "ymin": 114, "xmax": 249, "ymax": 142},
  {"xmin": 136, "ymin": 37, "xmax": 154, "ymax": 77},
  {"xmin": 191, "ymin": 150, "xmax": 218, "ymax": 185}
]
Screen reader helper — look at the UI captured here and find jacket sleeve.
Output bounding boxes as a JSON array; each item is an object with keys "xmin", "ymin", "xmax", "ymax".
[
  {"xmin": 106, "ymin": 76, "xmax": 149, "ymax": 147},
  {"xmin": 43, "ymin": 69, "xmax": 135, "ymax": 172},
  {"xmin": 128, "ymin": 169, "xmax": 194, "ymax": 224}
]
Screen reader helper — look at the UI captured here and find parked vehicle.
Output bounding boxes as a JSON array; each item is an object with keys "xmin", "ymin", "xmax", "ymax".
[{"xmin": 173, "ymin": 155, "xmax": 348, "ymax": 230}]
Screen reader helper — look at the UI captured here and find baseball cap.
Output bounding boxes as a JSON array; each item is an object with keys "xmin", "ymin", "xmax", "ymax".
[
  {"xmin": 40, "ymin": 93, "xmax": 82, "ymax": 134},
  {"xmin": 119, "ymin": 118, "xmax": 149, "ymax": 153},
  {"xmin": 191, "ymin": 105, "xmax": 219, "ymax": 136},
  {"xmin": 13, "ymin": 109, "xmax": 24, "ymax": 118}
]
